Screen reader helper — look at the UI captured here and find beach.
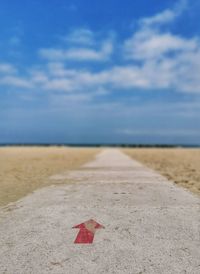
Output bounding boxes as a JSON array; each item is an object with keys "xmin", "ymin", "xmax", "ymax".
[
  {"xmin": 1, "ymin": 146, "xmax": 200, "ymax": 208},
  {"xmin": 0, "ymin": 147, "xmax": 99, "ymax": 207},
  {"xmin": 0, "ymin": 149, "xmax": 199, "ymax": 273},
  {"xmin": 124, "ymin": 148, "xmax": 200, "ymax": 196}
]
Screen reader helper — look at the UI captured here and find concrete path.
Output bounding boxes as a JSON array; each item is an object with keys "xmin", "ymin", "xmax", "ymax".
[{"xmin": 0, "ymin": 149, "xmax": 200, "ymax": 274}]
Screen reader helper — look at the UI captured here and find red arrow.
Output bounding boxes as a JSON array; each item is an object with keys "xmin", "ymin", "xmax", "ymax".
[{"xmin": 72, "ymin": 219, "xmax": 104, "ymax": 244}]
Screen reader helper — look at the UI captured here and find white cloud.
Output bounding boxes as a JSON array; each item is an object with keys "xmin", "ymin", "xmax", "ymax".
[
  {"xmin": 121, "ymin": 1, "xmax": 200, "ymax": 93},
  {"xmin": 1, "ymin": 0, "xmax": 200, "ymax": 94},
  {"xmin": 39, "ymin": 68, "xmax": 109, "ymax": 91},
  {"xmin": 140, "ymin": 9, "xmax": 176, "ymax": 27},
  {"xmin": 0, "ymin": 63, "xmax": 32, "ymax": 89},
  {"xmin": 0, "ymin": 76, "xmax": 32, "ymax": 88},
  {"xmin": 0, "ymin": 63, "xmax": 17, "ymax": 74},
  {"xmin": 43, "ymin": 78, "xmax": 74, "ymax": 91},
  {"xmin": 140, "ymin": 0, "xmax": 187, "ymax": 27},
  {"xmin": 124, "ymin": 1, "xmax": 195, "ymax": 62},
  {"xmin": 30, "ymin": 71, "xmax": 49, "ymax": 84},
  {"xmin": 107, "ymin": 66, "xmax": 149, "ymax": 89},
  {"xmin": 125, "ymin": 29, "xmax": 197, "ymax": 61},
  {"xmin": 39, "ymin": 39, "xmax": 113, "ymax": 62},
  {"xmin": 34, "ymin": 1, "xmax": 200, "ymax": 94},
  {"xmin": 47, "ymin": 63, "xmax": 77, "ymax": 77},
  {"xmin": 65, "ymin": 28, "xmax": 95, "ymax": 45},
  {"xmin": 39, "ymin": 48, "xmax": 65, "ymax": 60},
  {"xmin": 67, "ymin": 40, "xmax": 113, "ymax": 61},
  {"xmin": 117, "ymin": 128, "xmax": 200, "ymax": 137}
]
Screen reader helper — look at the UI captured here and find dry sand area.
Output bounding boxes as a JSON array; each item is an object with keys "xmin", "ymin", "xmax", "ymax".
[
  {"xmin": 1, "ymin": 146, "xmax": 200, "ymax": 208},
  {"xmin": 0, "ymin": 147, "xmax": 99, "ymax": 207},
  {"xmin": 125, "ymin": 148, "xmax": 200, "ymax": 196}
]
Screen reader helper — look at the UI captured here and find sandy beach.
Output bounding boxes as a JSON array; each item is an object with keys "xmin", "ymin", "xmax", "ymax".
[
  {"xmin": 1, "ymin": 147, "xmax": 200, "ymax": 208},
  {"xmin": 0, "ymin": 147, "xmax": 99, "ymax": 207},
  {"xmin": 124, "ymin": 148, "xmax": 200, "ymax": 196}
]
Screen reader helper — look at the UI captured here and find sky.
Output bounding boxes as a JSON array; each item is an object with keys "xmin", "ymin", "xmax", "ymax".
[{"xmin": 1, "ymin": 0, "xmax": 200, "ymax": 144}]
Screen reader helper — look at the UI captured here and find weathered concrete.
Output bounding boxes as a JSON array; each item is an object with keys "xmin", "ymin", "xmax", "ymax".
[{"xmin": 0, "ymin": 149, "xmax": 200, "ymax": 274}]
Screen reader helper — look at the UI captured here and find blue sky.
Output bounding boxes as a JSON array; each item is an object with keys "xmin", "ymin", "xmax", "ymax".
[{"xmin": 1, "ymin": 0, "xmax": 200, "ymax": 144}]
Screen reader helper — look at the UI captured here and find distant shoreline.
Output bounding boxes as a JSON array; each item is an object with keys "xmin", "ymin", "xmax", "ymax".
[{"xmin": 0, "ymin": 143, "xmax": 200, "ymax": 148}]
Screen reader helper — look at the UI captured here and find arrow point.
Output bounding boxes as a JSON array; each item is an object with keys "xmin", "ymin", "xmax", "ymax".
[
  {"xmin": 72, "ymin": 219, "xmax": 104, "ymax": 229},
  {"xmin": 90, "ymin": 219, "xmax": 105, "ymax": 229}
]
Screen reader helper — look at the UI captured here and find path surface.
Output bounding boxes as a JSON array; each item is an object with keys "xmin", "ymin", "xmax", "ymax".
[{"xmin": 0, "ymin": 149, "xmax": 200, "ymax": 274}]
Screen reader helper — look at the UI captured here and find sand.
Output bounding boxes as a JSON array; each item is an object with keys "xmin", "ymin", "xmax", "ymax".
[
  {"xmin": 1, "ymin": 147, "xmax": 200, "ymax": 207},
  {"xmin": 0, "ymin": 147, "xmax": 99, "ymax": 207},
  {"xmin": 124, "ymin": 148, "xmax": 200, "ymax": 196}
]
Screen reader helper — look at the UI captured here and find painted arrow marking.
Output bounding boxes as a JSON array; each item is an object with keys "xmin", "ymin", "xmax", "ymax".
[{"xmin": 72, "ymin": 219, "xmax": 104, "ymax": 244}]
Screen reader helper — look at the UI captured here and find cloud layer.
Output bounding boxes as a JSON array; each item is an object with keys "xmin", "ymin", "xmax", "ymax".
[{"xmin": 1, "ymin": 0, "xmax": 200, "ymax": 96}]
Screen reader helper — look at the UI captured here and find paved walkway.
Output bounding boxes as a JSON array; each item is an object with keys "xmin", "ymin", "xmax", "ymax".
[{"xmin": 0, "ymin": 149, "xmax": 200, "ymax": 273}]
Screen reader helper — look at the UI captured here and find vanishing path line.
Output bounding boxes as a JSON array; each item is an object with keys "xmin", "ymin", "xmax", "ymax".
[{"xmin": 0, "ymin": 149, "xmax": 200, "ymax": 274}]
